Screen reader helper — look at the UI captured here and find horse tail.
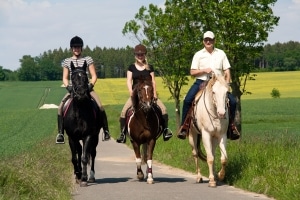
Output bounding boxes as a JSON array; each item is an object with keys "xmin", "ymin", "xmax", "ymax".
[{"xmin": 196, "ymin": 134, "xmax": 207, "ymax": 161}]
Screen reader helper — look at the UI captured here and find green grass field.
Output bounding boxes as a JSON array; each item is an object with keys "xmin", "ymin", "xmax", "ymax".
[{"xmin": 0, "ymin": 71, "xmax": 299, "ymax": 200}]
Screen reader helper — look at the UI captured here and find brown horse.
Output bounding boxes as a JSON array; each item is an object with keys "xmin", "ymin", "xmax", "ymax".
[
  {"xmin": 127, "ymin": 75, "xmax": 163, "ymax": 184},
  {"xmin": 189, "ymin": 73, "xmax": 230, "ymax": 187}
]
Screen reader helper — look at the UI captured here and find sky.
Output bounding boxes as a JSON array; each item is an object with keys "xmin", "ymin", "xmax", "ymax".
[{"xmin": 0, "ymin": 0, "xmax": 299, "ymax": 71}]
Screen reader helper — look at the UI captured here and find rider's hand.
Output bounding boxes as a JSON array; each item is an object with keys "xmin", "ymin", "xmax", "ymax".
[
  {"xmin": 66, "ymin": 85, "xmax": 73, "ymax": 93},
  {"xmin": 88, "ymin": 83, "xmax": 94, "ymax": 91}
]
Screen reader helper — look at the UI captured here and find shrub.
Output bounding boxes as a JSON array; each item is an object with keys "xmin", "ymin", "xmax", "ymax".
[{"xmin": 271, "ymin": 88, "xmax": 280, "ymax": 98}]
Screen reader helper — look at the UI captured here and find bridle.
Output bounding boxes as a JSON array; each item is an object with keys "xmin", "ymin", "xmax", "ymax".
[
  {"xmin": 136, "ymin": 84, "xmax": 154, "ymax": 112},
  {"xmin": 71, "ymin": 69, "xmax": 89, "ymax": 99}
]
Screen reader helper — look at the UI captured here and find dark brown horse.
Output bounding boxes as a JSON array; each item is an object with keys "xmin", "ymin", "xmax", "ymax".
[
  {"xmin": 127, "ymin": 75, "xmax": 163, "ymax": 184},
  {"xmin": 62, "ymin": 63, "xmax": 102, "ymax": 187}
]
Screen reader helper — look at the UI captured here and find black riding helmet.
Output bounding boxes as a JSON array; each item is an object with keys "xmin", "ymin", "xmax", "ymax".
[{"xmin": 70, "ymin": 36, "xmax": 84, "ymax": 48}]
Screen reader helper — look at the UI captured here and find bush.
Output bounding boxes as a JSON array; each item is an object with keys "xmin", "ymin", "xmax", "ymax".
[{"xmin": 271, "ymin": 88, "xmax": 280, "ymax": 98}]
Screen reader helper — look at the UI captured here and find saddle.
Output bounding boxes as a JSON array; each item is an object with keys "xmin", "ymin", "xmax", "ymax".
[
  {"xmin": 61, "ymin": 95, "xmax": 99, "ymax": 118},
  {"xmin": 124, "ymin": 103, "xmax": 163, "ymax": 137},
  {"xmin": 179, "ymin": 81, "xmax": 208, "ymax": 136}
]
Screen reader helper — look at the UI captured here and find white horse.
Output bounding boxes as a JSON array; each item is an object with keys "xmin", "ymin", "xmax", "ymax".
[{"xmin": 188, "ymin": 74, "xmax": 229, "ymax": 187}]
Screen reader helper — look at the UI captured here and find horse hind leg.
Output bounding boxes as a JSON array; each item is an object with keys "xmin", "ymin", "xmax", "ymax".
[
  {"xmin": 189, "ymin": 131, "xmax": 203, "ymax": 183},
  {"xmin": 136, "ymin": 158, "xmax": 144, "ymax": 181},
  {"xmin": 218, "ymin": 159, "xmax": 227, "ymax": 182},
  {"xmin": 193, "ymin": 155, "xmax": 203, "ymax": 183}
]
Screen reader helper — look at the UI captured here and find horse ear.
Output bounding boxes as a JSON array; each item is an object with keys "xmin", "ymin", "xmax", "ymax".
[{"xmin": 70, "ymin": 61, "xmax": 75, "ymax": 71}]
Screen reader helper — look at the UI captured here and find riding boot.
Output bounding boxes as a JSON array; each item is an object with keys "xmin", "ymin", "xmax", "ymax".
[
  {"xmin": 177, "ymin": 106, "xmax": 193, "ymax": 140},
  {"xmin": 227, "ymin": 120, "xmax": 240, "ymax": 140},
  {"xmin": 56, "ymin": 114, "xmax": 65, "ymax": 144},
  {"xmin": 162, "ymin": 114, "xmax": 173, "ymax": 141},
  {"xmin": 116, "ymin": 117, "xmax": 126, "ymax": 143},
  {"xmin": 101, "ymin": 109, "xmax": 111, "ymax": 141}
]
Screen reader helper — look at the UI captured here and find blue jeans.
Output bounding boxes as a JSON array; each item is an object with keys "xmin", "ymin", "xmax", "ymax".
[
  {"xmin": 228, "ymin": 92, "xmax": 236, "ymax": 121},
  {"xmin": 181, "ymin": 79, "xmax": 204, "ymax": 125}
]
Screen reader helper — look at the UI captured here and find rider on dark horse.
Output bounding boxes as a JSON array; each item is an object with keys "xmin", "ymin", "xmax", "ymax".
[
  {"xmin": 116, "ymin": 44, "xmax": 173, "ymax": 143},
  {"xmin": 56, "ymin": 36, "xmax": 111, "ymax": 144}
]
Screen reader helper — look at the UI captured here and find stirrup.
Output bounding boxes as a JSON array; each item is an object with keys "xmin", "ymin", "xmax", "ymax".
[
  {"xmin": 177, "ymin": 126, "xmax": 187, "ymax": 140},
  {"xmin": 228, "ymin": 124, "xmax": 240, "ymax": 140},
  {"xmin": 163, "ymin": 128, "xmax": 173, "ymax": 141},
  {"xmin": 103, "ymin": 130, "xmax": 111, "ymax": 141},
  {"xmin": 56, "ymin": 133, "xmax": 65, "ymax": 144},
  {"xmin": 116, "ymin": 133, "xmax": 126, "ymax": 143}
]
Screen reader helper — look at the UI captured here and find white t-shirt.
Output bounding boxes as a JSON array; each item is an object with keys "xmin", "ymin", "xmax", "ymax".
[{"xmin": 191, "ymin": 47, "xmax": 231, "ymax": 80}]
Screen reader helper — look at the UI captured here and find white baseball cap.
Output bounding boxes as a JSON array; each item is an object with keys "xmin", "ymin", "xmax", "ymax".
[{"xmin": 203, "ymin": 31, "xmax": 215, "ymax": 39}]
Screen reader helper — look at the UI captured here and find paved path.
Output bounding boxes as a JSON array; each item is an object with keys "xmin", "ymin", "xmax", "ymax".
[{"xmin": 72, "ymin": 137, "xmax": 273, "ymax": 200}]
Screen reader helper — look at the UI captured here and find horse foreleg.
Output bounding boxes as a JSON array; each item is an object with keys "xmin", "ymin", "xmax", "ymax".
[
  {"xmin": 145, "ymin": 140, "xmax": 156, "ymax": 184},
  {"xmin": 88, "ymin": 146, "xmax": 96, "ymax": 183},
  {"xmin": 80, "ymin": 136, "xmax": 92, "ymax": 187},
  {"xmin": 146, "ymin": 160, "xmax": 154, "ymax": 184},
  {"xmin": 202, "ymin": 133, "xmax": 216, "ymax": 187},
  {"xmin": 132, "ymin": 142, "xmax": 144, "ymax": 181},
  {"xmin": 218, "ymin": 137, "xmax": 227, "ymax": 182},
  {"xmin": 136, "ymin": 158, "xmax": 144, "ymax": 181},
  {"xmin": 69, "ymin": 139, "xmax": 81, "ymax": 183},
  {"xmin": 88, "ymin": 136, "xmax": 98, "ymax": 183}
]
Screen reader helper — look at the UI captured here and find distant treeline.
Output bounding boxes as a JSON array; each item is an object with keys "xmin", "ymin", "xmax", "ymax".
[{"xmin": 0, "ymin": 41, "xmax": 299, "ymax": 81}]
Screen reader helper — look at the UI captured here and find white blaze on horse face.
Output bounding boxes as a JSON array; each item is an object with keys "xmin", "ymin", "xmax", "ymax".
[
  {"xmin": 144, "ymin": 85, "xmax": 149, "ymax": 99},
  {"xmin": 212, "ymin": 81, "xmax": 228, "ymax": 118},
  {"xmin": 143, "ymin": 85, "xmax": 151, "ymax": 106}
]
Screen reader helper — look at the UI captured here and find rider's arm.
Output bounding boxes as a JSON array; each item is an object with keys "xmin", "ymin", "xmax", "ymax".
[
  {"xmin": 150, "ymin": 72, "xmax": 157, "ymax": 99},
  {"xmin": 63, "ymin": 67, "xmax": 70, "ymax": 87},
  {"xmin": 223, "ymin": 68, "xmax": 231, "ymax": 83},
  {"xmin": 88, "ymin": 64, "xmax": 98, "ymax": 85},
  {"xmin": 190, "ymin": 68, "xmax": 212, "ymax": 77},
  {"xmin": 127, "ymin": 71, "xmax": 133, "ymax": 96}
]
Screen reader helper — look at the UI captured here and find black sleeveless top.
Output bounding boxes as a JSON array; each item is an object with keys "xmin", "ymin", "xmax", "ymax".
[{"xmin": 128, "ymin": 64, "xmax": 154, "ymax": 87}]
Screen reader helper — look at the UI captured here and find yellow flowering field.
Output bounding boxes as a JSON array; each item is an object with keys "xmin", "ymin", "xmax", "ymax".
[{"xmin": 95, "ymin": 71, "xmax": 300, "ymax": 105}]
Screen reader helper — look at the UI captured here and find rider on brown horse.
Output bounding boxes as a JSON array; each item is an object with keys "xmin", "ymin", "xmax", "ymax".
[{"xmin": 116, "ymin": 44, "xmax": 173, "ymax": 143}]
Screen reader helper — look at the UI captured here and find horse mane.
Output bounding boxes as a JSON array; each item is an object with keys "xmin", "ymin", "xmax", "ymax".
[{"xmin": 206, "ymin": 74, "xmax": 229, "ymax": 91}]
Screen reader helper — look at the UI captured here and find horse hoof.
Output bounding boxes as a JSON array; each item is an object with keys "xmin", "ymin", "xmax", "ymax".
[
  {"xmin": 80, "ymin": 181, "xmax": 88, "ymax": 187},
  {"xmin": 218, "ymin": 172, "xmax": 225, "ymax": 181},
  {"xmin": 88, "ymin": 178, "xmax": 96, "ymax": 183},
  {"xmin": 147, "ymin": 178, "xmax": 154, "ymax": 184},
  {"xmin": 137, "ymin": 171, "xmax": 144, "ymax": 181},
  {"xmin": 196, "ymin": 177, "xmax": 203, "ymax": 183},
  {"xmin": 208, "ymin": 182, "xmax": 217, "ymax": 188}
]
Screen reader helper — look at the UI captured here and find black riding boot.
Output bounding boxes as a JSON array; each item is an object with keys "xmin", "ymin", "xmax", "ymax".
[
  {"xmin": 162, "ymin": 114, "xmax": 173, "ymax": 141},
  {"xmin": 56, "ymin": 114, "xmax": 65, "ymax": 144},
  {"xmin": 101, "ymin": 110, "xmax": 111, "ymax": 141},
  {"xmin": 116, "ymin": 117, "xmax": 126, "ymax": 143}
]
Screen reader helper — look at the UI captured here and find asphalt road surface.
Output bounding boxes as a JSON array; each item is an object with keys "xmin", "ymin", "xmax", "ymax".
[{"xmin": 72, "ymin": 135, "xmax": 273, "ymax": 200}]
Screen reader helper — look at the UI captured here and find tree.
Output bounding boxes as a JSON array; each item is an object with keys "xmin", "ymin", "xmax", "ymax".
[
  {"xmin": 0, "ymin": 66, "xmax": 5, "ymax": 81},
  {"xmin": 18, "ymin": 55, "xmax": 41, "ymax": 81},
  {"xmin": 122, "ymin": 0, "xmax": 279, "ymax": 131}
]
